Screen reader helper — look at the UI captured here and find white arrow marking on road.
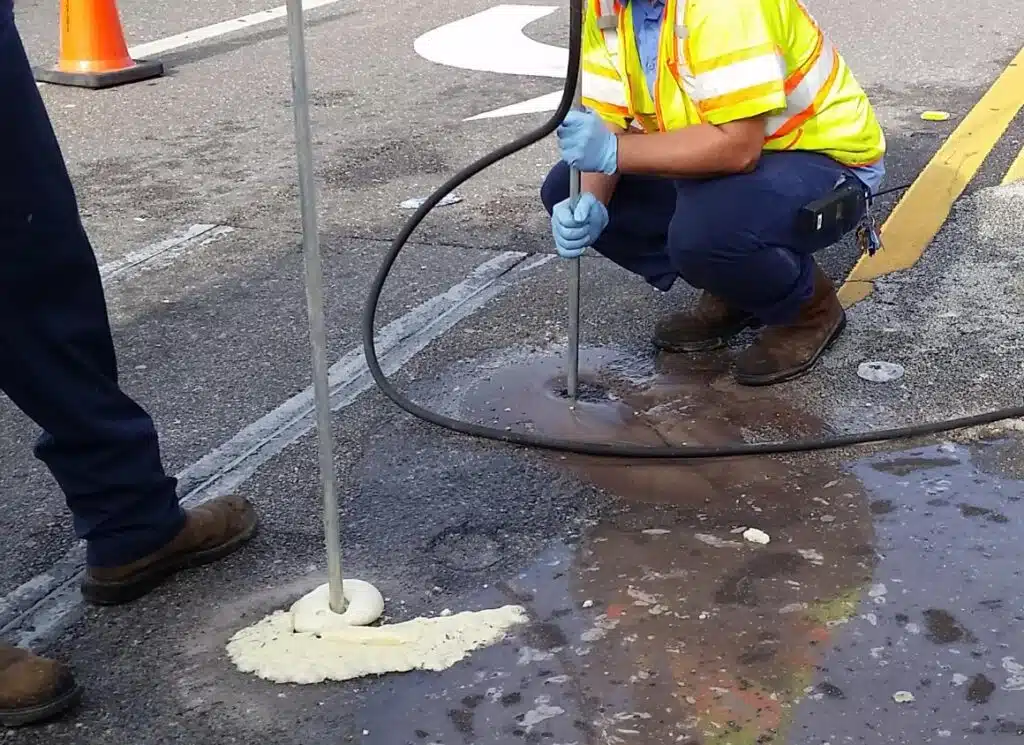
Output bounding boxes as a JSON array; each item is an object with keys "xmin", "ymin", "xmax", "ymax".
[
  {"xmin": 414, "ymin": 4, "xmax": 566, "ymax": 78},
  {"xmin": 464, "ymin": 91, "xmax": 563, "ymax": 120},
  {"xmin": 413, "ymin": 4, "xmax": 568, "ymax": 120}
]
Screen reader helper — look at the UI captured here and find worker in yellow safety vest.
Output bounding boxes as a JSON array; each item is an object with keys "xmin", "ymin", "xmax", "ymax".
[{"xmin": 541, "ymin": 0, "xmax": 886, "ymax": 385}]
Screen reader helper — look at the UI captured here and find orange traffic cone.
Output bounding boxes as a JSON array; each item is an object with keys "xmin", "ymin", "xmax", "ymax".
[{"xmin": 34, "ymin": 0, "xmax": 162, "ymax": 89}]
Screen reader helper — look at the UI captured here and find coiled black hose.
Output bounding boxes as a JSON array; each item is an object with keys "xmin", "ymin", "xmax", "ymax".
[{"xmin": 360, "ymin": 0, "xmax": 1024, "ymax": 459}]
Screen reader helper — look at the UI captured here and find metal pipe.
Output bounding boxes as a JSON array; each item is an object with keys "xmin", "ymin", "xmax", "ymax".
[
  {"xmin": 566, "ymin": 60, "xmax": 583, "ymax": 403},
  {"xmin": 284, "ymin": 0, "xmax": 346, "ymax": 614}
]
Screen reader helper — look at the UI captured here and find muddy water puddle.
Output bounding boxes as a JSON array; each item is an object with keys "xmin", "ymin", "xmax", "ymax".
[
  {"xmin": 459, "ymin": 346, "xmax": 853, "ymax": 517},
  {"xmin": 787, "ymin": 442, "xmax": 1024, "ymax": 742},
  {"xmin": 453, "ymin": 348, "xmax": 874, "ymax": 743},
  {"xmin": 344, "ymin": 348, "xmax": 1024, "ymax": 743}
]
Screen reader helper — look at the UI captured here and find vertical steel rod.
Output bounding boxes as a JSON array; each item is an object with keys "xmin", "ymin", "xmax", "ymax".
[
  {"xmin": 566, "ymin": 61, "xmax": 584, "ymax": 403},
  {"xmin": 284, "ymin": 0, "xmax": 346, "ymax": 614}
]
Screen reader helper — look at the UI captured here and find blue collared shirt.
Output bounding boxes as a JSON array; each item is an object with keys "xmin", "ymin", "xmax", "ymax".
[
  {"xmin": 630, "ymin": 0, "xmax": 665, "ymax": 97},
  {"xmin": 626, "ymin": 0, "xmax": 885, "ymax": 194}
]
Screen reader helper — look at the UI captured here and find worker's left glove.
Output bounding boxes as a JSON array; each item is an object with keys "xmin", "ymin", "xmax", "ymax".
[
  {"xmin": 556, "ymin": 110, "xmax": 618, "ymax": 175},
  {"xmin": 551, "ymin": 192, "xmax": 609, "ymax": 258}
]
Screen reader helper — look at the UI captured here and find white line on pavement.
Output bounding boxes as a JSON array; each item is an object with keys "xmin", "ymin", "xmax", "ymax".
[
  {"xmin": 2, "ymin": 250, "xmax": 555, "ymax": 648},
  {"xmin": 127, "ymin": 0, "xmax": 344, "ymax": 60},
  {"xmin": 99, "ymin": 225, "xmax": 234, "ymax": 283},
  {"xmin": 36, "ymin": 0, "xmax": 345, "ymax": 88},
  {"xmin": 466, "ymin": 91, "xmax": 561, "ymax": 121}
]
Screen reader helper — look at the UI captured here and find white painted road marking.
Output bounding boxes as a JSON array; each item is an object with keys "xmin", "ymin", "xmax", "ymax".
[
  {"xmin": 413, "ymin": 4, "xmax": 568, "ymax": 121},
  {"xmin": 466, "ymin": 91, "xmax": 563, "ymax": 121},
  {"xmin": 37, "ymin": 0, "xmax": 345, "ymax": 87},
  {"xmin": 414, "ymin": 5, "xmax": 564, "ymax": 78},
  {"xmin": 127, "ymin": 0, "xmax": 344, "ymax": 60},
  {"xmin": 1, "ymin": 250, "xmax": 554, "ymax": 648},
  {"xmin": 38, "ymin": 0, "xmax": 564, "ymax": 122},
  {"xmin": 99, "ymin": 225, "xmax": 234, "ymax": 283}
]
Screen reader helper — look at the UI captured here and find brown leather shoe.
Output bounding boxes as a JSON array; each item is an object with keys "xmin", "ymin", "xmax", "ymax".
[
  {"xmin": 652, "ymin": 291, "xmax": 759, "ymax": 352},
  {"xmin": 733, "ymin": 265, "xmax": 845, "ymax": 386},
  {"xmin": 0, "ymin": 645, "xmax": 81, "ymax": 727},
  {"xmin": 81, "ymin": 494, "xmax": 258, "ymax": 606}
]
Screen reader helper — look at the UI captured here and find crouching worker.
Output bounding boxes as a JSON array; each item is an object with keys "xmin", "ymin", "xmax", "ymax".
[{"xmin": 541, "ymin": 0, "xmax": 886, "ymax": 385}]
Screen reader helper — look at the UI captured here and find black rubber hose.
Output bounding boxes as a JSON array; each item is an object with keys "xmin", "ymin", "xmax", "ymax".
[{"xmin": 360, "ymin": 0, "xmax": 1024, "ymax": 459}]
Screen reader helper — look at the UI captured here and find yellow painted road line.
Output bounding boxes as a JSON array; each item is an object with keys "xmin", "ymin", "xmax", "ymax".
[
  {"xmin": 838, "ymin": 46, "xmax": 1024, "ymax": 308},
  {"xmin": 1002, "ymin": 140, "xmax": 1024, "ymax": 184}
]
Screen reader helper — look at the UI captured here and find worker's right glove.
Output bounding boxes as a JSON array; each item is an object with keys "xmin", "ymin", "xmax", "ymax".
[{"xmin": 551, "ymin": 192, "xmax": 609, "ymax": 258}]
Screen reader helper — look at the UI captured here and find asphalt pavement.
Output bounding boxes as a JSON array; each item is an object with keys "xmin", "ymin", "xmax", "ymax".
[{"xmin": 3, "ymin": 0, "xmax": 1024, "ymax": 742}]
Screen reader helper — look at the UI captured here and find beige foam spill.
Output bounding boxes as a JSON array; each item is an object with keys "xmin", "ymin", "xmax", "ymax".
[{"xmin": 226, "ymin": 604, "xmax": 528, "ymax": 684}]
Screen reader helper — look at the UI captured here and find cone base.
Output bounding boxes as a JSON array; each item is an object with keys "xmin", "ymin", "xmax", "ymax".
[{"xmin": 34, "ymin": 58, "xmax": 163, "ymax": 89}]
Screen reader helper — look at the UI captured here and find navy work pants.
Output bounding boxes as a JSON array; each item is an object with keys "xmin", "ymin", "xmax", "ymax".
[
  {"xmin": 0, "ymin": 10, "xmax": 184, "ymax": 566},
  {"xmin": 541, "ymin": 151, "xmax": 865, "ymax": 325}
]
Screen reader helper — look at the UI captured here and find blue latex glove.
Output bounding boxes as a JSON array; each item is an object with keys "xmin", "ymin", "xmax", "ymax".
[
  {"xmin": 551, "ymin": 192, "xmax": 609, "ymax": 258},
  {"xmin": 556, "ymin": 110, "xmax": 618, "ymax": 174}
]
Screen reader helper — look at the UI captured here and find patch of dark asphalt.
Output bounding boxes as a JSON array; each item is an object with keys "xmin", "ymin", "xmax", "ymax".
[{"xmin": 922, "ymin": 608, "xmax": 977, "ymax": 645}]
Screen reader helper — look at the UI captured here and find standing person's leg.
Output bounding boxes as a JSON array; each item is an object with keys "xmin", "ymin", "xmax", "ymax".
[
  {"xmin": 0, "ymin": 5, "xmax": 85, "ymax": 727},
  {"xmin": 0, "ymin": 2, "xmax": 261, "ymax": 599},
  {"xmin": 541, "ymin": 161, "xmax": 678, "ymax": 290},
  {"xmin": 660, "ymin": 151, "xmax": 865, "ymax": 384},
  {"xmin": 0, "ymin": 9, "xmax": 258, "ymax": 726}
]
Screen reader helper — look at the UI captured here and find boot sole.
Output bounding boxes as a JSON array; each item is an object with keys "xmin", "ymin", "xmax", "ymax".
[
  {"xmin": 0, "ymin": 683, "xmax": 82, "ymax": 728},
  {"xmin": 733, "ymin": 313, "xmax": 847, "ymax": 387},
  {"xmin": 652, "ymin": 317, "xmax": 761, "ymax": 354},
  {"xmin": 80, "ymin": 515, "xmax": 258, "ymax": 607}
]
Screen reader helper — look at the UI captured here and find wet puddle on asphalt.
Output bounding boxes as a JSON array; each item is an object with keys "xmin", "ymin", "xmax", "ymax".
[{"xmin": 350, "ymin": 347, "xmax": 1024, "ymax": 744}]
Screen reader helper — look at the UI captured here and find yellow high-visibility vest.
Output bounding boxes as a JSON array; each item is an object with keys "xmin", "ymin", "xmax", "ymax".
[{"xmin": 581, "ymin": 0, "xmax": 886, "ymax": 167}]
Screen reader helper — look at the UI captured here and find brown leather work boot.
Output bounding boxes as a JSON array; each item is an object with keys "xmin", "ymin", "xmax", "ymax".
[
  {"xmin": 81, "ymin": 494, "xmax": 258, "ymax": 606},
  {"xmin": 652, "ymin": 291, "xmax": 759, "ymax": 353},
  {"xmin": 0, "ymin": 645, "xmax": 81, "ymax": 727},
  {"xmin": 733, "ymin": 264, "xmax": 846, "ymax": 386}
]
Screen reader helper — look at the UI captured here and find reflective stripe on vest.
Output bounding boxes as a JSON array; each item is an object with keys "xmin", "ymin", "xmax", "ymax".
[
  {"xmin": 672, "ymin": 17, "xmax": 700, "ymax": 108},
  {"xmin": 672, "ymin": 0, "xmax": 839, "ymax": 138},
  {"xmin": 580, "ymin": 0, "xmax": 884, "ymax": 165},
  {"xmin": 765, "ymin": 37, "xmax": 838, "ymax": 138},
  {"xmin": 596, "ymin": 0, "xmax": 619, "ymax": 61},
  {"xmin": 583, "ymin": 65, "xmax": 630, "ymax": 109},
  {"xmin": 583, "ymin": 0, "xmax": 630, "ymax": 116}
]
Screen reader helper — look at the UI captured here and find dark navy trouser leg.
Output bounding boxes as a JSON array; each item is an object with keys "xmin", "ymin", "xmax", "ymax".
[
  {"xmin": 540, "ymin": 151, "xmax": 863, "ymax": 325},
  {"xmin": 667, "ymin": 151, "xmax": 862, "ymax": 324},
  {"xmin": 0, "ymin": 11, "xmax": 184, "ymax": 567}
]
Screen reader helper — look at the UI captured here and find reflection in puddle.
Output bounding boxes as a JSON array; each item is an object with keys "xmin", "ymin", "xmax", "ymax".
[
  {"xmin": 790, "ymin": 442, "xmax": 1024, "ymax": 741},
  {"xmin": 347, "ymin": 347, "xmax": 1024, "ymax": 744},
  {"xmin": 352, "ymin": 347, "xmax": 873, "ymax": 743}
]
